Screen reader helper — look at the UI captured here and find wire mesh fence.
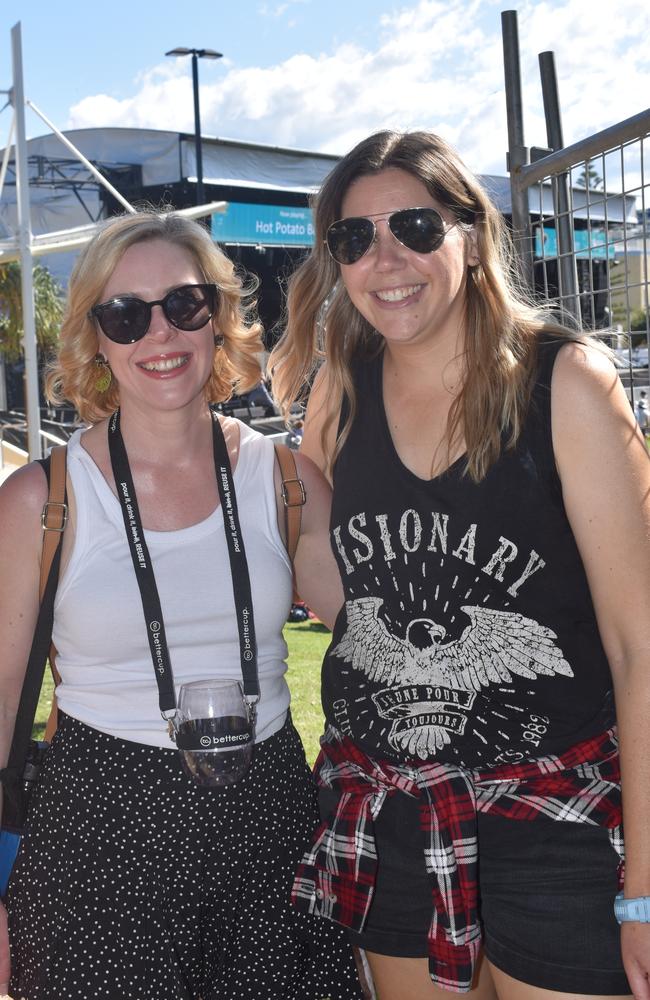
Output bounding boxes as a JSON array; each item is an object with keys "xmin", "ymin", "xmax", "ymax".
[{"xmin": 514, "ymin": 110, "xmax": 650, "ymax": 409}]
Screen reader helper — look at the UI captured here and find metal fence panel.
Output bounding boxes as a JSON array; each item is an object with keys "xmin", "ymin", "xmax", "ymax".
[
  {"xmin": 518, "ymin": 111, "xmax": 650, "ymax": 404},
  {"xmin": 501, "ymin": 11, "xmax": 649, "ymax": 408}
]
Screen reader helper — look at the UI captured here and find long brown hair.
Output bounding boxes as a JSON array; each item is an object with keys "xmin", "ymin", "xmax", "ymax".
[{"xmin": 270, "ymin": 129, "xmax": 578, "ymax": 481}]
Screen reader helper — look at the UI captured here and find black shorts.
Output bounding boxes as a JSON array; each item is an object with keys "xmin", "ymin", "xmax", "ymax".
[{"xmin": 319, "ymin": 787, "xmax": 629, "ymax": 995}]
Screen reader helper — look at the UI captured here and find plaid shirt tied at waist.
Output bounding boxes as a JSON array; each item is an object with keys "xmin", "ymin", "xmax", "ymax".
[{"xmin": 292, "ymin": 727, "xmax": 623, "ymax": 994}]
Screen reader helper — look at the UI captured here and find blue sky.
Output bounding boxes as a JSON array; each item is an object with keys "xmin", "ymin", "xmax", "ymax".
[{"xmin": 1, "ymin": 0, "xmax": 649, "ymax": 176}]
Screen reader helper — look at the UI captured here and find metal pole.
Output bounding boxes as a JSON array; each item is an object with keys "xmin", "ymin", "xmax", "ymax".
[
  {"xmin": 27, "ymin": 101, "xmax": 136, "ymax": 214},
  {"xmin": 539, "ymin": 51, "xmax": 580, "ymax": 322},
  {"xmin": 191, "ymin": 52, "xmax": 204, "ymax": 206},
  {"xmin": 0, "ymin": 114, "xmax": 15, "ymax": 411},
  {"xmin": 518, "ymin": 108, "xmax": 650, "ymax": 186},
  {"xmin": 0, "ymin": 112, "xmax": 15, "ymax": 200},
  {"xmin": 501, "ymin": 10, "xmax": 533, "ymax": 291},
  {"xmin": 0, "ymin": 357, "xmax": 7, "ymax": 411},
  {"xmin": 10, "ymin": 21, "xmax": 41, "ymax": 460}
]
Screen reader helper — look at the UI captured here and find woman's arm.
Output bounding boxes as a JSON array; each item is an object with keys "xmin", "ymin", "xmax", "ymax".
[
  {"xmin": 274, "ymin": 363, "xmax": 345, "ymax": 628},
  {"xmin": 0, "ymin": 463, "xmax": 48, "ymax": 763},
  {"xmin": 551, "ymin": 343, "xmax": 650, "ymax": 999},
  {"xmin": 290, "ymin": 452, "xmax": 344, "ymax": 631},
  {"xmin": 300, "ymin": 364, "xmax": 340, "ymax": 483},
  {"xmin": 0, "ymin": 462, "xmax": 49, "ymax": 991},
  {"xmin": 274, "ymin": 451, "xmax": 343, "ymax": 632}
]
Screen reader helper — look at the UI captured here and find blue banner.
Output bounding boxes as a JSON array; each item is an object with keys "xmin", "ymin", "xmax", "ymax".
[
  {"xmin": 535, "ymin": 226, "xmax": 615, "ymax": 259},
  {"xmin": 211, "ymin": 202, "xmax": 315, "ymax": 247}
]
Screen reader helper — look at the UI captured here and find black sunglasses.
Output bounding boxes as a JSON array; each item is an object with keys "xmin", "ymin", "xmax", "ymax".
[
  {"xmin": 325, "ymin": 207, "xmax": 457, "ymax": 265},
  {"xmin": 89, "ymin": 283, "xmax": 219, "ymax": 344}
]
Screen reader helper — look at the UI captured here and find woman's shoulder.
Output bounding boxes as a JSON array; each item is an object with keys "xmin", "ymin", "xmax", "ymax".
[
  {"xmin": 550, "ymin": 338, "xmax": 621, "ymax": 407},
  {"xmin": 549, "ymin": 338, "xmax": 641, "ymax": 473},
  {"xmin": 530, "ymin": 333, "xmax": 617, "ymax": 404},
  {"xmin": 65, "ymin": 424, "xmax": 91, "ymax": 455},
  {"xmin": 0, "ymin": 459, "xmax": 49, "ymax": 535},
  {"xmin": 217, "ymin": 414, "xmax": 277, "ymax": 485},
  {"xmin": 222, "ymin": 414, "xmax": 268, "ymax": 455}
]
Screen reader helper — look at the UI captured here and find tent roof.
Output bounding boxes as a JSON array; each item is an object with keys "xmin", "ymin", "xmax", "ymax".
[
  {"xmin": 1, "ymin": 126, "xmax": 341, "ymax": 198},
  {"xmin": 0, "ymin": 127, "xmax": 637, "ymax": 267}
]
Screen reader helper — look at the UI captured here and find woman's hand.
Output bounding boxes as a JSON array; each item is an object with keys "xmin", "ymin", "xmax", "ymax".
[
  {"xmin": 0, "ymin": 898, "xmax": 10, "ymax": 995},
  {"xmin": 622, "ymin": 922, "xmax": 650, "ymax": 999}
]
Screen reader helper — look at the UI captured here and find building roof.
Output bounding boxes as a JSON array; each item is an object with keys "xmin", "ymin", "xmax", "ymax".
[{"xmin": 0, "ymin": 126, "xmax": 638, "ymax": 275}]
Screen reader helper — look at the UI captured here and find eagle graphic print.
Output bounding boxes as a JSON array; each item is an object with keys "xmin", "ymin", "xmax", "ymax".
[{"xmin": 332, "ymin": 595, "xmax": 573, "ymax": 760}]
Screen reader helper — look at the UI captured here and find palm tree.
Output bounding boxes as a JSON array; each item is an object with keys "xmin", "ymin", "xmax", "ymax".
[{"xmin": 0, "ymin": 261, "xmax": 64, "ymax": 362}]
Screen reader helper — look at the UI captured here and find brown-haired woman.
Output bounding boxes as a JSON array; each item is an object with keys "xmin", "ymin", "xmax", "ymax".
[
  {"xmin": 0, "ymin": 210, "xmax": 362, "ymax": 999},
  {"xmin": 270, "ymin": 130, "xmax": 650, "ymax": 999}
]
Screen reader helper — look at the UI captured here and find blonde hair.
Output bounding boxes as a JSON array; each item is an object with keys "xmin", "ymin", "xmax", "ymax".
[
  {"xmin": 46, "ymin": 210, "xmax": 263, "ymax": 423},
  {"xmin": 270, "ymin": 130, "xmax": 581, "ymax": 481}
]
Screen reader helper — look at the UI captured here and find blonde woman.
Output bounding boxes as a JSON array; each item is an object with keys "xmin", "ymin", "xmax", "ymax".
[
  {"xmin": 0, "ymin": 211, "xmax": 361, "ymax": 999},
  {"xmin": 271, "ymin": 131, "xmax": 650, "ymax": 1000}
]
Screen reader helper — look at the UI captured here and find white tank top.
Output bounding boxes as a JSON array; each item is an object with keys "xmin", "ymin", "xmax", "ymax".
[{"xmin": 53, "ymin": 422, "xmax": 292, "ymax": 747}]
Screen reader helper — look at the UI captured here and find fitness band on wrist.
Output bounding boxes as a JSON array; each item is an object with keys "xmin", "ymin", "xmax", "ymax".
[{"xmin": 614, "ymin": 892, "xmax": 650, "ymax": 924}]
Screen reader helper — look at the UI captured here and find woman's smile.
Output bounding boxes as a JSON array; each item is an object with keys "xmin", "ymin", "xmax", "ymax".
[
  {"xmin": 136, "ymin": 352, "xmax": 192, "ymax": 376},
  {"xmin": 373, "ymin": 283, "xmax": 425, "ymax": 305}
]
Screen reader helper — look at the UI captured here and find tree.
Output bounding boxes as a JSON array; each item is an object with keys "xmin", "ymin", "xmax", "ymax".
[
  {"xmin": 0, "ymin": 261, "xmax": 64, "ymax": 362},
  {"xmin": 576, "ymin": 164, "xmax": 603, "ymax": 191},
  {"xmin": 630, "ymin": 307, "xmax": 649, "ymax": 332}
]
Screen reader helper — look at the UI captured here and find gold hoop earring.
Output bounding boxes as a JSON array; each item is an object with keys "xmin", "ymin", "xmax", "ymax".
[{"xmin": 94, "ymin": 354, "xmax": 112, "ymax": 393}]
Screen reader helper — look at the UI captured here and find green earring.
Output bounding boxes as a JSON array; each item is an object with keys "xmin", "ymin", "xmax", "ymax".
[{"xmin": 94, "ymin": 355, "xmax": 112, "ymax": 393}]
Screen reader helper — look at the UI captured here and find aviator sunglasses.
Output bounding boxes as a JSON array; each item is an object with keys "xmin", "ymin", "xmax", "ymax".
[
  {"xmin": 325, "ymin": 207, "xmax": 458, "ymax": 266},
  {"xmin": 89, "ymin": 283, "xmax": 219, "ymax": 345}
]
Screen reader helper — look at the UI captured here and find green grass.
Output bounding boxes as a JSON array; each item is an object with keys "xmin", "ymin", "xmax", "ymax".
[
  {"xmin": 283, "ymin": 621, "xmax": 332, "ymax": 765},
  {"xmin": 33, "ymin": 672, "xmax": 55, "ymax": 742},
  {"xmin": 33, "ymin": 621, "xmax": 332, "ymax": 767}
]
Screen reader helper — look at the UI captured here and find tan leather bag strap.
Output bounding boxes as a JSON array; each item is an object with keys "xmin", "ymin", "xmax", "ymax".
[
  {"xmin": 40, "ymin": 445, "xmax": 67, "ymax": 742},
  {"xmin": 274, "ymin": 443, "xmax": 305, "ymax": 562},
  {"xmin": 39, "ymin": 445, "xmax": 68, "ymax": 601},
  {"xmin": 274, "ymin": 444, "xmax": 306, "ymax": 604}
]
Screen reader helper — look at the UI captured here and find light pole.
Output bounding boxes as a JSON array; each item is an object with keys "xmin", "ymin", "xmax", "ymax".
[{"xmin": 165, "ymin": 47, "xmax": 222, "ymax": 206}]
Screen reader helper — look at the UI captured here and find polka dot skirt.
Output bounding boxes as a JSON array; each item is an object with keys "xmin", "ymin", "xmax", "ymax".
[{"xmin": 7, "ymin": 714, "xmax": 362, "ymax": 999}]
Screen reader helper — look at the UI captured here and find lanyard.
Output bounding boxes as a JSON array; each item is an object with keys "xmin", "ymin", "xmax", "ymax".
[{"xmin": 107, "ymin": 409, "xmax": 259, "ymax": 726}]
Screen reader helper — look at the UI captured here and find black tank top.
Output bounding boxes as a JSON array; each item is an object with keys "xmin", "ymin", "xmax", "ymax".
[{"xmin": 322, "ymin": 337, "xmax": 614, "ymax": 768}]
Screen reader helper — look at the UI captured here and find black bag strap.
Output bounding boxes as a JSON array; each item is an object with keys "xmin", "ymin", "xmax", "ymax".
[{"xmin": 1, "ymin": 447, "xmax": 68, "ymax": 788}]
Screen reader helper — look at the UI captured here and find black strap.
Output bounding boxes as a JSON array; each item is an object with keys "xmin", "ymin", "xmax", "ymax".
[
  {"xmin": 210, "ymin": 411, "xmax": 259, "ymax": 701},
  {"xmin": 1, "ymin": 456, "xmax": 64, "ymax": 789},
  {"xmin": 107, "ymin": 409, "xmax": 259, "ymax": 722},
  {"xmin": 107, "ymin": 410, "xmax": 176, "ymax": 715}
]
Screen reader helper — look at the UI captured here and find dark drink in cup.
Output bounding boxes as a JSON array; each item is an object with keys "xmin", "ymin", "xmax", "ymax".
[
  {"xmin": 175, "ymin": 681, "xmax": 255, "ymax": 787},
  {"xmin": 176, "ymin": 715, "xmax": 252, "ymax": 786}
]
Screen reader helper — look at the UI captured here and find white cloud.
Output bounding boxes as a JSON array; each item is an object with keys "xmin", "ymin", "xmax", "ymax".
[
  {"xmin": 258, "ymin": 0, "xmax": 310, "ymax": 17},
  {"xmin": 67, "ymin": 0, "xmax": 650, "ymax": 175}
]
